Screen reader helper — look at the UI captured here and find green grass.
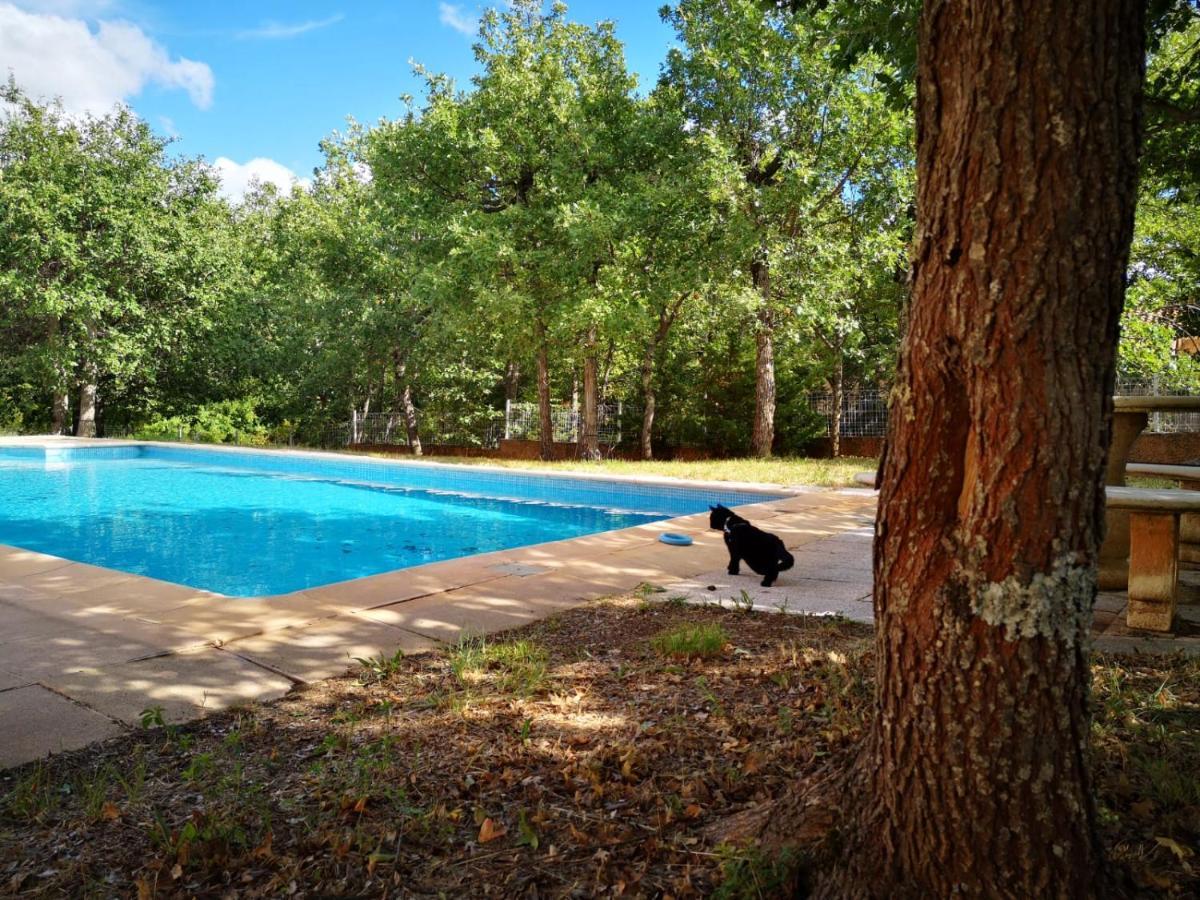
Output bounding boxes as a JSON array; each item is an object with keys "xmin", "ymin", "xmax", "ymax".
[
  {"xmin": 651, "ymin": 623, "xmax": 729, "ymax": 660},
  {"xmin": 447, "ymin": 637, "xmax": 549, "ymax": 697},
  {"xmin": 379, "ymin": 454, "xmax": 877, "ymax": 488}
]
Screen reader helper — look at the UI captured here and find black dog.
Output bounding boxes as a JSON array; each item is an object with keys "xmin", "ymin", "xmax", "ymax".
[{"xmin": 709, "ymin": 504, "xmax": 794, "ymax": 587}]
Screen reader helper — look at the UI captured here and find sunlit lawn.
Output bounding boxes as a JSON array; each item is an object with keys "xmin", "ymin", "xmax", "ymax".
[{"xmin": 400, "ymin": 455, "xmax": 878, "ymax": 488}]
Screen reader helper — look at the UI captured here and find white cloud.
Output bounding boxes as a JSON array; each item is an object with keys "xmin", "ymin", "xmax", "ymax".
[
  {"xmin": 236, "ymin": 14, "xmax": 344, "ymax": 40},
  {"xmin": 8, "ymin": 1, "xmax": 118, "ymax": 13},
  {"xmin": 213, "ymin": 156, "xmax": 308, "ymax": 203},
  {"xmin": 438, "ymin": 2, "xmax": 477, "ymax": 37},
  {"xmin": 0, "ymin": 2, "xmax": 214, "ymax": 114}
]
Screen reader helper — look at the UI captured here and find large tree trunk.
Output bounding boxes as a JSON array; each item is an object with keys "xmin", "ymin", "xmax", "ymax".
[
  {"xmin": 750, "ymin": 256, "xmax": 775, "ymax": 458},
  {"xmin": 535, "ymin": 319, "xmax": 554, "ymax": 461},
  {"xmin": 581, "ymin": 325, "xmax": 600, "ymax": 460},
  {"xmin": 821, "ymin": 2, "xmax": 1145, "ymax": 896}
]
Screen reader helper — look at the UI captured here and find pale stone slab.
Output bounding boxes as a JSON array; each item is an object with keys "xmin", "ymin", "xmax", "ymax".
[
  {"xmin": 0, "ymin": 668, "xmax": 33, "ymax": 691},
  {"xmin": 661, "ymin": 571, "xmax": 873, "ymax": 623},
  {"xmin": 489, "ymin": 562, "xmax": 551, "ymax": 577},
  {"xmin": 13, "ymin": 563, "xmax": 139, "ymax": 598},
  {"xmin": 356, "ymin": 592, "xmax": 548, "ymax": 643},
  {"xmin": 135, "ymin": 592, "xmax": 335, "ymax": 643},
  {"xmin": 43, "ymin": 647, "xmax": 293, "ymax": 725},
  {"xmin": 1, "ymin": 628, "xmax": 185, "ymax": 681},
  {"xmin": 0, "ymin": 685, "xmax": 124, "ymax": 768},
  {"xmin": 223, "ymin": 616, "xmax": 438, "ymax": 683},
  {"xmin": 0, "ymin": 545, "xmax": 74, "ymax": 579}
]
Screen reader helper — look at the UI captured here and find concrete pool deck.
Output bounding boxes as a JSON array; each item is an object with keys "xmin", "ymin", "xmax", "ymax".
[{"xmin": 0, "ymin": 438, "xmax": 879, "ymax": 768}]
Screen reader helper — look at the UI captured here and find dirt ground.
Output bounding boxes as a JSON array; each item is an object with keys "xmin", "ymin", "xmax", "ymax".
[{"xmin": 1, "ymin": 594, "xmax": 1197, "ymax": 898}]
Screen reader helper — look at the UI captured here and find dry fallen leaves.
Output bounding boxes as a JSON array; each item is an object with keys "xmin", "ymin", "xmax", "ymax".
[{"xmin": 478, "ymin": 818, "xmax": 507, "ymax": 844}]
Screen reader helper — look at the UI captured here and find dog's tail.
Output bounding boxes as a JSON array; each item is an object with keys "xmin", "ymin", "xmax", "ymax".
[{"xmin": 778, "ymin": 550, "xmax": 795, "ymax": 572}]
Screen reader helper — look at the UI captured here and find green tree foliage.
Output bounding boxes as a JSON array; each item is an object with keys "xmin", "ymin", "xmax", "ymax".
[
  {"xmin": 10, "ymin": 0, "xmax": 1191, "ymax": 454},
  {"xmin": 0, "ymin": 82, "xmax": 234, "ymax": 436}
]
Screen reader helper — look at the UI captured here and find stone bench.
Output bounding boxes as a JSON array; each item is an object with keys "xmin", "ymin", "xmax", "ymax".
[
  {"xmin": 1105, "ymin": 486, "xmax": 1200, "ymax": 631},
  {"xmin": 1125, "ymin": 464, "xmax": 1200, "ymax": 565}
]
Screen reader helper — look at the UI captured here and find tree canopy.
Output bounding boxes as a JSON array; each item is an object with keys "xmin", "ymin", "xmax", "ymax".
[{"xmin": 1, "ymin": 0, "xmax": 1196, "ymax": 455}]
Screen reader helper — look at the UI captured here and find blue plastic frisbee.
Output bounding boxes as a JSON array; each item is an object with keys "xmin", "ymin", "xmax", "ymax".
[{"xmin": 659, "ymin": 532, "xmax": 694, "ymax": 546}]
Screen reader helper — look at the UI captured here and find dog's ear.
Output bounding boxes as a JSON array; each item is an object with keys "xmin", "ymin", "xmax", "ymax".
[{"xmin": 709, "ymin": 504, "xmax": 716, "ymax": 510}]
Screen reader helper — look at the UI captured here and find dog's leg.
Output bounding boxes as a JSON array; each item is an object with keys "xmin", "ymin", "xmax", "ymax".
[
  {"xmin": 726, "ymin": 546, "xmax": 741, "ymax": 576},
  {"xmin": 760, "ymin": 567, "xmax": 777, "ymax": 587}
]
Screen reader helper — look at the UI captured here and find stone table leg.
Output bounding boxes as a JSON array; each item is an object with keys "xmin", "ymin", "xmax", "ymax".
[
  {"xmin": 1099, "ymin": 410, "xmax": 1148, "ymax": 590},
  {"xmin": 1127, "ymin": 511, "xmax": 1179, "ymax": 632}
]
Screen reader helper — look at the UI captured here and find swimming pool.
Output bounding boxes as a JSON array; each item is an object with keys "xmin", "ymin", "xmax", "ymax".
[{"xmin": 0, "ymin": 444, "xmax": 786, "ymax": 597}]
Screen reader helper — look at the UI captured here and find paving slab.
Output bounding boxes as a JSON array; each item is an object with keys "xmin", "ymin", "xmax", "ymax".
[
  {"xmin": 134, "ymin": 592, "xmax": 336, "ymax": 643},
  {"xmin": 356, "ymin": 590, "xmax": 551, "ymax": 643},
  {"xmin": 0, "ymin": 685, "xmax": 124, "ymax": 768},
  {"xmin": 0, "ymin": 668, "xmax": 33, "ymax": 691},
  {"xmin": 223, "ymin": 616, "xmax": 438, "ymax": 683},
  {"xmin": 0, "ymin": 618, "xmax": 214, "ymax": 681},
  {"xmin": 43, "ymin": 647, "xmax": 293, "ymax": 726},
  {"xmin": 0, "ymin": 546, "xmax": 74, "ymax": 579},
  {"xmin": 661, "ymin": 573, "xmax": 874, "ymax": 623}
]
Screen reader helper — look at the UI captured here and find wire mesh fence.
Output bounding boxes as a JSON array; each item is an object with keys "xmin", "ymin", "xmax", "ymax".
[
  {"xmin": 1115, "ymin": 377, "xmax": 1200, "ymax": 433},
  {"xmin": 502, "ymin": 401, "xmax": 629, "ymax": 446},
  {"xmin": 345, "ymin": 410, "xmax": 506, "ymax": 449},
  {"xmin": 804, "ymin": 388, "xmax": 890, "ymax": 438}
]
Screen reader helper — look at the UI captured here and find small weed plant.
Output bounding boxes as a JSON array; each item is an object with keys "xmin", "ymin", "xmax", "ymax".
[{"xmin": 652, "ymin": 623, "xmax": 729, "ymax": 661}]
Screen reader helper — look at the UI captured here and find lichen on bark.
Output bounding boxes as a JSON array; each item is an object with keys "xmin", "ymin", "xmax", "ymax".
[{"xmin": 966, "ymin": 556, "xmax": 1096, "ymax": 645}]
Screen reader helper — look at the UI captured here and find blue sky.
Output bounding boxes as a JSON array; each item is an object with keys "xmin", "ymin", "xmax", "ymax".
[{"xmin": 0, "ymin": 1, "xmax": 676, "ymax": 198}]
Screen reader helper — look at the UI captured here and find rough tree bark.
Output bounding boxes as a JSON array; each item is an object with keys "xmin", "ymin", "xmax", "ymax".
[
  {"xmin": 750, "ymin": 255, "xmax": 776, "ymax": 458},
  {"xmin": 814, "ymin": 2, "xmax": 1146, "ymax": 896},
  {"xmin": 535, "ymin": 318, "xmax": 554, "ymax": 461},
  {"xmin": 581, "ymin": 325, "xmax": 600, "ymax": 461}
]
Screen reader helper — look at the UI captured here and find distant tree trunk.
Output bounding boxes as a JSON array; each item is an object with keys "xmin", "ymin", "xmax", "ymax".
[
  {"xmin": 640, "ymin": 294, "xmax": 686, "ymax": 461},
  {"xmin": 51, "ymin": 390, "xmax": 69, "ymax": 436},
  {"xmin": 75, "ymin": 330, "xmax": 98, "ymax": 439},
  {"xmin": 393, "ymin": 352, "xmax": 422, "ymax": 456},
  {"xmin": 581, "ymin": 325, "xmax": 600, "ymax": 460},
  {"xmin": 640, "ymin": 339, "xmax": 658, "ymax": 462},
  {"xmin": 599, "ymin": 338, "xmax": 615, "ymax": 403},
  {"xmin": 535, "ymin": 318, "xmax": 554, "ymax": 460},
  {"xmin": 47, "ymin": 319, "xmax": 70, "ymax": 435},
  {"xmin": 750, "ymin": 256, "xmax": 775, "ymax": 458},
  {"xmin": 811, "ymin": 2, "xmax": 1146, "ymax": 896},
  {"xmin": 830, "ymin": 351, "xmax": 844, "ymax": 459},
  {"xmin": 504, "ymin": 359, "xmax": 521, "ymax": 402},
  {"xmin": 75, "ymin": 383, "xmax": 96, "ymax": 437}
]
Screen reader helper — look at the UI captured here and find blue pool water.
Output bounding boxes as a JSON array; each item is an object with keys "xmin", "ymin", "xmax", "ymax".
[{"xmin": 0, "ymin": 445, "xmax": 785, "ymax": 597}]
